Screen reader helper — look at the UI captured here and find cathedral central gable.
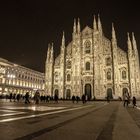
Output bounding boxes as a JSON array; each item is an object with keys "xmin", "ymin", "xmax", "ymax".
[{"xmin": 82, "ymin": 26, "xmax": 93, "ymax": 36}]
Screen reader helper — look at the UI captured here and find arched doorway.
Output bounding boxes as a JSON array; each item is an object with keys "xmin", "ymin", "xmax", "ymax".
[
  {"xmin": 66, "ymin": 89, "xmax": 71, "ymax": 99},
  {"xmin": 122, "ymin": 88, "xmax": 129, "ymax": 97},
  {"xmin": 85, "ymin": 84, "xmax": 91, "ymax": 100},
  {"xmin": 54, "ymin": 89, "xmax": 59, "ymax": 98},
  {"xmin": 107, "ymin": 88, "xmax": 113, "ymax": 99}
]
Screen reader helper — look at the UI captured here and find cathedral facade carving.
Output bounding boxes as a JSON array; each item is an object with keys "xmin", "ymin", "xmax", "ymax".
[{"xmin": 45, "ymin": 15, "xmax": 140, "ymax": 99}]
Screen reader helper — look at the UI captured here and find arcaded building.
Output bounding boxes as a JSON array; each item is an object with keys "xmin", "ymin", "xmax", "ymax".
[
  {"xmin": 0, "ymin": 58, "xmax": 45, "ymax": 97},
  {"xmin": 45, "ymin": 16, "xmax": 140, "ymax": 99}
]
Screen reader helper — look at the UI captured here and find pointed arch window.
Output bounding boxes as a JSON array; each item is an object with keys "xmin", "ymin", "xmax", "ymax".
[
  {"xmin": 106, "ymin": 57, "xmax": 111, "ymax": 66},
  {"xmin": 67, "ymin": 74, "xmax": 71, "ymax": 81},
  {"xmin": 55, "ymin": 72, "xmax": 59, "ymax": 82},
  {"xmin": 122, "ymin": 70, "xmax": 126, "ymax": 79},
  {"xmin": 107, "ymin": 71, "xmax": 111, "ymax": 80},
  {"xmin": 86, "ymin": 62, "xmax": 90, "ymax": 71},
  {"xmin": 67, "ymin": 61, "xmax": 71, "ymax": 69},
  {"xmin": 85, "ymin": 41, "xmax": 91, "ymax": 54}
]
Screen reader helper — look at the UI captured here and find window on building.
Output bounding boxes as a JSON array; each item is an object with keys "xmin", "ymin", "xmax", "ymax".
[
  {"xmin": 122, "ymin": 70, "xmax": 126, "ymax": 79},
  {"xmin": 86, "ymin": 62, "xmax": 90, "ymax": 71},
  {"xmin": 55, "ymin": 72, "xmax": 59, "ymax": 82},
  {"xmin": 85, "ymin": 41, "xmax": 91, "ymax": 54},
  {"xmin": 107, "ymin": 71, "xmax": 111, "ymax": 80},
  {"xmin": 66, "ymin": 89, "xmax": 71, "ymax": 99},
  {"xmin": 67, "ymin": 74, "xmax": 71, "ymax": 81},
  {"xmin": 106, "ymin": 57, "xmax": 111, "ymax": 66},
  {"xmin": 67, "ymin": 61, "xmax": 71, "ymax": 69}
]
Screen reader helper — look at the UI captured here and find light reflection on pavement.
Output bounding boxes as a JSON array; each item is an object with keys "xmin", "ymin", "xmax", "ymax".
[{"xmin": 0, "ymin": 106, "xmax": 66, "ymax": 111}]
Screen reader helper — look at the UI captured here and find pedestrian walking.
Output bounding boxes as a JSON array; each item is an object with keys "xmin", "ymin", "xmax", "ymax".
[
  {"xmin": 132, "ymin": 96, "xmax": 137, "ymax": 108},
  {"xmin": 25, "ymin": 92, "xmax": 30, "ymax": 104},
  {"xmin": 72, "ymin": 95, "xmax": 75, "ymax": 103},
  {"xmin": 82, "ymin": 94, "xmax": 86, "ymax": 104},
  {"xmin": 16, "ymin": 94, "xmax": 20, "ymax": 102},
  {"xmin": 123, "ymin": 91, "xmax": 129, "ymax": 107},
  {"xmin": 34, "ymin": 90, "xmax": 40, "ymax": 104},
  {"xmin": 9, "ymin": 92, "xmax": 12, "ymax": 102},
  {"xmin": 54, "ymin": 94, "xmax": 58, "ymax": 103},
  {"xmin": 76, "ymin": 96, "xmax": 79, "ymax": 103}
]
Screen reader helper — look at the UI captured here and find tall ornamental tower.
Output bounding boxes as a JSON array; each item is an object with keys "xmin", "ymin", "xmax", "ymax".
[
  {"xmin": 93, "ymin": 15, "xmax": 102, "ymax": 98},
  {"xmin": 45, "ymin": 43, "xmax": 54, "ymax": 96},
  {"xmin": 127, "ymin": 33, "xmax": 133, "ymax": 96},
  {"xmin": 132, "ymin": 33, "xmax": 140, "ymax": 95},
  {"xmin": 111, "ymin": 24, "xmax": 119, "ymax": 96},
  {"xmin": 60, "ymin": 32, "xmax": 66, "ymax": 98}
]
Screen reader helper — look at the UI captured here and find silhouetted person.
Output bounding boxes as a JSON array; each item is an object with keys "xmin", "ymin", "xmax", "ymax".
[
  {"xmin": 16, "ymin": 94, "xmax": 20, "ymax": 102},
  {"xmin": 72, "ymin": 95, "xmax": 75, "ymax": 103},
  {"xmin": 54, "ymin": 94, "xmax": 58, "ymax": 103},
  {"xmin": 82, "ymin": 94, "xmax": 86, "ymax": 104},
  {"xmin": 13, "ymin": 93, "xmax": 16, "ymax": 102},
  {"xmin": 76, "ymin": 96, "xmax": 79, "ymax": 103},
  {"xmin": 34, "ymin": 90, "xmax": 40, "ymax": 104},
  {"xmin": 123, "ymin": 92, "xmax": 129, "ymax": 107},
  {"xmin": 9, "ymin": 93, "xmax": 12, "ymax": 102},
  {"xmin": 25, "ymin": 92, "xmax": 30, "ymax": 104},
  {"xmin": 132, "ymin": 96, "xmax": 137, "ymax": 108}
]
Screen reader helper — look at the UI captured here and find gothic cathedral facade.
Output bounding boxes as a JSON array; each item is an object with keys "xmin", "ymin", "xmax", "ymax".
[{"xmin": 45, "ymin": 15, "xmax": 140, "ymax": 99}]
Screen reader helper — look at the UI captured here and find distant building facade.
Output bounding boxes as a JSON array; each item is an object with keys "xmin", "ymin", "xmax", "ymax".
[
  {"xmin": 0, "ymin": 58, "xmax": 45, "ymax": 97},
  {"xmin": 45, "ymin": 16, "xmax": 140, "ymax": 99}
]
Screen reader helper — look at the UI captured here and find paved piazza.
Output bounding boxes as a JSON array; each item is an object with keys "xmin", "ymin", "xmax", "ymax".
[
  {"xmin": 0, "ymin": 100, "xmax": 102, "ymax": 123},
  {"xmin": 0, "ymin": 100, "xmax": 140, "ymax": 140}
]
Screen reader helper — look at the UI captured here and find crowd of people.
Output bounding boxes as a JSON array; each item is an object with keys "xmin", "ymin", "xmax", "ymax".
[
  {"xmin": 123, "ymin": 91, "xmax": 137, "ymax": 108},
  {"xmin": 1, "ymin": 92, "xmax": 93, "ymax": 105},
  {"xmin": 0, "ymin": 91, "xmax": 138, "ymax": 107},
  {"xmin": 5, "ymin": 90, "xmax": 50, "ymax": 105}
]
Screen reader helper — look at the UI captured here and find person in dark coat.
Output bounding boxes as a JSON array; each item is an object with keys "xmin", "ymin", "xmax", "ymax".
[
  {"xmin": 25, "ymin": 92, "xmax": 30, "ymax": 104},
  {"xmin": 82, "ymin": 94, "xmax": 86, "ymax": 104},
  {"xmin": 123, "ymin": 92, "xmax": 129, "ymax": 107},
  {"xmin": 9, "ymin": 93, "xmax": 12, "ymax": 102},
  {"xmin": 72, "ymin": 95, "xmax": 75, "ymax": 103},
  {"xmin": 34, "ymin": 90, "xmax": 40, "ymax": 104},
  {"xmin": 54, "ymin": 94, "xmax": 58, "ymax": 103},
  {"xmin": 132, "ymin": 96, "xmax": 137, "ymax": 108}
]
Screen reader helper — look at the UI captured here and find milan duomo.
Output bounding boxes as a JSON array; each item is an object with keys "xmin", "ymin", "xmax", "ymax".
[{"xmin": 45, "ymin": 15, "xmax": 140, "ymax": 100}]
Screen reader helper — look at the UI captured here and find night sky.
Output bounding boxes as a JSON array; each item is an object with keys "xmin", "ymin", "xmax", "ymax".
[{"xmin": 0, "ymin": 0, "xmax": 139, "ymax": 72}]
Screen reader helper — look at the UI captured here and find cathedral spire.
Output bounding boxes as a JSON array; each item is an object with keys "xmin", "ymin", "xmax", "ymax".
[
  {"xmin": 127, "ymin": 32, "xmax": 132, "ymax": 55},
  {"xmin": 62, "ymin": 31, "xmax": 65, "ymax": 47},
  {"xmin": 77, "ymin": 18, "xmax": 81, "ymax": 33},
  {"xmin": 132, "ymin": 32, "xmax": 137, "ymax": 54},
  {"xmin": 50, "ymin": 42, "xmax": 53, "ymax": 62},
  {"xmin": 46, "ymin": 43, "xmax": 51, "ymax": 62},
  {"xmin": 73, "ymin": 18, "xmax": 76, "ymax": 34},
  {"xmin": 97, "ymin": 14, "xmax": 102, "ymax": 33},
  {"xmin": 93, "ymin": 15, "xmax": 97, "ymax": 31},
  {"xmin": 50, "ymin": 42, "xmax": 54, "ymax": 60},
  {"xmin": 112, "ymin": 23, "xmax": 116, "ymax": 41}
]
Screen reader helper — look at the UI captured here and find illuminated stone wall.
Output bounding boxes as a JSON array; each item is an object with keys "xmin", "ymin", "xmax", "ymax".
[
  {"xmin": 0, "ymin": 58, "xmax": 45, "ymax": 97},
  {"xmin": 45, "ymin": 16, "xmax": 140, "ymax": 99}
]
